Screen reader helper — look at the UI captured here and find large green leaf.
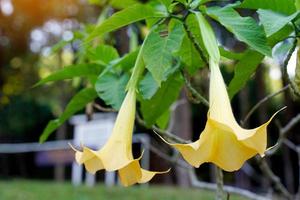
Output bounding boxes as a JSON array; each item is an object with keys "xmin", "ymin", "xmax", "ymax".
[
  {"xmin": 228, "ymin": 50, "xmax": 264, "ymax": 98},
  {"xmin": 87, "ymin": 45, "xmax": 119, "ymax": 65},
  {"xmin": 258, "ymin": 9, "xmax": 300, "ymax": 37},
  {"xmin": 296, "ymin": 0, "xmax": 300, "ymax": 10},
  {"xmin": 139, "ymin": 72, "xmax": 159, "ymax": 100},
  {"xmin": 116, "ymin": 50, "xmax": 139, "ymax": 71},
  {"xmin": 34, "ymin": 64, "xmax": 103, "ymax": 87},
  {"xmin": 39, "ymin": 88, "xmax": 98, "ymax": 142},
  {"xmin": 184, "ymin": 14, "xmax": 209, "ymax": 61},
  {"xmin": 176, "ymin": 29, "xmax": 205, "ymax": 74},
  {"xmin": 239, "ymin": 0, "xmax": 296, "ymax": 15},
  {"xmin": 86, "ymin": 4, "xmax": 165, "ymax": 42},
  {"xmin": 159, "ymin": 0, "xmax": 172, "ymax": 8},
  {"xmin": 206, "ymin": 6, "xmax": 272, "ymax": 57},
  {"xmin": 194, "ymin": 11, "xmax": 220, "ymax": 62},
  {"xmin": 110, "ymin": 0, "xmax": 138, "ymax": 9},
  {"xmin": 156, "ymin": 109, "xmax": 170, "ymax": 129},
  {"xmin": 141, "ymin": 72, "xmax": 183, "ymax": 126},
  {"xmin": 95, "ymin": 72, "xmax": 129, "ymax": 110},
  {"xmin": 227, "ymin": 9, "xmax": 295, "ymax": 98},
  {"xmin": 143, "ymin": 21, "xmax": 184, "ymax": 85}
]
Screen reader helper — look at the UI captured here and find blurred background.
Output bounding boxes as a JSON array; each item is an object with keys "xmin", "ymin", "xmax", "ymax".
[{"xmin": 0, "ymin": 0, "xmax": 300, "ymax": 200}]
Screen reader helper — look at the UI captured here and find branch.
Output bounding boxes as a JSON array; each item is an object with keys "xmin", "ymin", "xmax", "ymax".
[
  {"xmin": 182, "ymin": 70, "xmax": 209, "ymax": 107},
  {"xmin": 242, "ymin": 85, "xmax": 289, "ymax": 125},
  {"xmin": 93, "ymin": 103, "xmax": 117, "ymax": 112},
  {"xmin": 282, "ymin": 38, "xmax": 300, "ymax": 98},
  {"xmin": 255, "ymin": 157, "xmax": 293, "ymax": 199},
  {"xmin": 135, "ymin": 113, "xmax": 188, "ymax": 144},
  {"xmin": 266, "ymin": 113, "xmax": 300, "ymax": 156},
  {"xmin": 189, "ymin": 169, "xmax": 269, "ymax": 200},
  {"xmin": 215, "ymin": 167, "xmax": 224, "ymax": 200}
]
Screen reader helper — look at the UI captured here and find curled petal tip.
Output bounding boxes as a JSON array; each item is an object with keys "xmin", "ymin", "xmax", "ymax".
[{"xmin": 68, "ymin": 143, "xmax": 78, "ymax": 152}]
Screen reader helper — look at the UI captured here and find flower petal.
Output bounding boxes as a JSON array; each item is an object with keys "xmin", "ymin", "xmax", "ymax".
[
  {"xmin": 118, "ymin": 160, "xmax": 142, "ymax": 187},
  {"xmin": 73, "ymin": 146, "xmax": 104, "ymax": 174},
  {"xmin": 206, "ymin": 119, "xmax": 257, "ymax": 171},
  {"xmin": 138, "ymin": 168, "xmax": 170, "ymax": 184}
]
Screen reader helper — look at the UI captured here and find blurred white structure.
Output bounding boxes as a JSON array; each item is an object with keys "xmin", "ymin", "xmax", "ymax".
[{"xmin": 70, "ymin": 113, "xmax": 150, "ymax": 187}]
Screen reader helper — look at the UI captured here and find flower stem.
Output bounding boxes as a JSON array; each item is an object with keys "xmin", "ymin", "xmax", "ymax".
[
  {"xmin": 215, "ymin": 166, "xmax": 224, "ymax": 200},
  {"xmin": 126, "ymin": 44, "xmax": 145, "ymax": 91}
]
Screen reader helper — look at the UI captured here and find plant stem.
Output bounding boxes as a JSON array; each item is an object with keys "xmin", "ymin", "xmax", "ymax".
[{"xmin": 216, "ymin": 166, "xmax": 224, "ymax": 200}]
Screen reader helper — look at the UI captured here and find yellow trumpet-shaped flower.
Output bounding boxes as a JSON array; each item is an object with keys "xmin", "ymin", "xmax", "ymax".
[
  {"xmin": 164, "ymin": 59, "xmax": 279, "ymax": 171},
  {"xmin": 72, "ymin": 88, "xmax": 168, "ymax": 186}
]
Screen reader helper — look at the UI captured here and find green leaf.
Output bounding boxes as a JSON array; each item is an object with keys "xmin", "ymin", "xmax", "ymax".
[
  {"xmin": 39, "ymin": 88, "xmax": 97, "ymax": 142},
  {"xmin": 95, "ymin": 72, "xmax": 129, "ymax": 110},
  {"xmin": 88, "ymin": 0, "xmax": 105, "ymax": 5},
  {"xmin": 239, "ymin": 0, "xmax": 296, "ymax": 15},
  {"xmin": 190, "ymin": 0, "xmax": 213, "ymax": 9},
  {"xmin": 258, "ymin": 9, "xmax": 300, "ymax": 37},
  {"xmin": 184, "ymin": 14, "xmax": 209, "ymax": 61},
  {"xmin": 139, "ymin": 72, "xmax": 159, "ymax": 100},
  {"xmin": 228, "ymin": 50, "xmax": 264, "ymax": 98},
  {"xmin": 206, "ymin": 6, "xmax": 272, "ymax": 57},
  {"xmin": 116, "ymin": 50, "xmax": 139, "ymax": 71},
  {"xmin": 86, "ymin": 4, "xmax": 165, "ymax": 42},
  {"xmin": 87, "ymin": 45, "xmax": 119, "ymax": 65},
  {"xmin": 143, "ymin": 20, "xmax": 185, "ymax": 85},
  {"xmin": 156, "ymin": 110, "xmax": 170, "ymax": 129},
  {"xmin": 227, "ymin": 7, "xmax": 296, "ymax": 98},
  {"xmin": 227, "ymin": 22, "xmax": 294, "ymax": 98},
  {"xmin": 110, "ymin": 0, "xmax": 138, "ymax": 9},
  {"xmin": 159, "ymin": 0, "xmax": 172, "ymax": 8},
  {"xmin": 34, "ymin": 64, "xmax": 103, "ymax": 87},
  {"xmin": 177, "ymin": 31, "xmax": 205, "ymax": 74},
  {"xmin": 296, "ymin": 0, "xmax": 300, "ymax": 10},
  {"xmin": 141, "ymin": 72, "xmax": 183, "ymax": 126},
  {"xmin": 219, "ymin": 47, "xmax": 244, "ymax": 60},
  {"xmin": 268, "ymin": 24, "xmax": 294, "ymax": 46},
  {"xmin": 194, "ymin": 11, "xmax": 220, "ymax": 62}
]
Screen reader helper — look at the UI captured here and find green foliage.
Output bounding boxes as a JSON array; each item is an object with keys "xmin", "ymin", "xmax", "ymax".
[
  {"xmin": 143, "ymin": 20, "xmax": 185, "ymax": 85},
  {"xmin": 206, "ymin": 6, "xmax": 271, "ymax": 56},
  {"xmin": 109, "ymin": 0, "xmax": 139, "ymax": 9},
  {"xmin": 139, "ymin": 72, "xmax": 159, "ymax": 100},
  {"xmin": 184, "ymin": 14, "xmax": 208, "ymax": 60},
  {"xmin": 219, "ymin": 47, "xmax": 244, "ymax": 60},
  {"xmin": 113, "ymin": 50, "xmax": 139, "ymax": 71},
  {"xmin": 0, "ymin": 97, "xmax": 52, "ymax": 137},
  {"xmin": 39, "ymin": 88, "xmax": 97, "ymax": 143},
  {"xmin": 87, "ymin": 45, "xmax": 119, "ymax": 65},
  {"xmin": 95, "ymin": 72, "xmax": 129, "ymax": 110},
  {"xmin": 177, "ymin": 31, "xmax": 205, "ymax": 74},
  {"xmin": 34, "ymin": 64, "xmax": 103, "ymax": 87},
  {"xmin": 86, "ymin": 4, "xmax": 166, "ymax": 42},
  {"xmin": 156, "ymin": 110, "xmax": 171, "ymax": 129},
  {"xmin": 228, "ymin": 50, "xmax": 264, "ymax": 98},
  {"xmin": 89, "ymin": 0, "xmax": 140, "ymax": 9},
  {"xmin": 296, "ymin": 0, "xmax": 300, "ymax": 10},
  {"xmin": 258, "ymin": 9, "xmax": 300, "ymax": 37},
  {"xmin": 37, "ymin": 0, "xmax": 299, "ymax": 142},
  {"xmin": 194, "ymin": 11, "xmax": 220, "ymax": 62},
  {"xmin": 239, "ymin": 0, "xmax": 297, "ymax": 15},
  {"xmin": 141, "ymin": 72, "xmax": 183, "ymax": 126}
]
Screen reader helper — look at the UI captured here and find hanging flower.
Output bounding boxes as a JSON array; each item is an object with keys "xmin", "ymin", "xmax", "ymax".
[
  {"xmin": 72, "ymin": 88, "xmax": 168, "ymax": 186},
  {"xmin": 163, "ymin": 59, "xmax": 280, "ymax": 172}
]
